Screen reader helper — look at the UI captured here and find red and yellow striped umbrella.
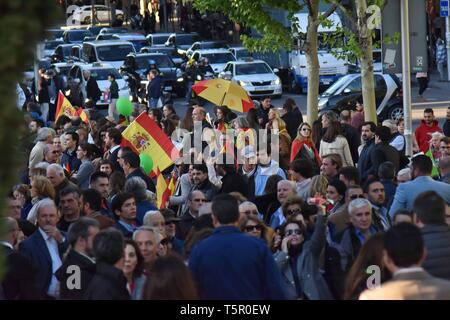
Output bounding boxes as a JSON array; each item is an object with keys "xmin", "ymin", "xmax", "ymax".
[{"xmin": 192, "ymin": 78, "xmax": 254, "ymax": 113}]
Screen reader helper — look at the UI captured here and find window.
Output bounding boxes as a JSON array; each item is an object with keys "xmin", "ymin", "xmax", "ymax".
[
  {"xmin": 223, "ymin": 63, "xmax": 232, "ymax": 73},
  {"xmin": 235, "ymin": 63, "xmax": 272, "ymax": 75},
  {"xmin": 202, "ymin": 53, "xmax": 236, "ymax": 64},
  {"xmin": 89, "ymin": 68, "xmax": 121, "ymax": 81},
  {"xmin": 96, "ymin": 45, "xmax": 134, "ymax": 61},
  {"xmin": 345, "ymin": 77, "xmax": 362, "ymax": 93},
  {"xmin": 135, "ymin": 55, "xmax": 174, "ymax": 70}
]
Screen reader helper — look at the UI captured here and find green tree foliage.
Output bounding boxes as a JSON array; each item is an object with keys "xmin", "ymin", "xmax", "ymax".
[{"xmin": 0, "ymin": 0, "xmax": 61, "ymax": 277}]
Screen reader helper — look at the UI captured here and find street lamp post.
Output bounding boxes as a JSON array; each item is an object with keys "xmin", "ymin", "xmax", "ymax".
[{"xmin": 401, "ymin": 0, "xmax": 413, "ymax": 157}]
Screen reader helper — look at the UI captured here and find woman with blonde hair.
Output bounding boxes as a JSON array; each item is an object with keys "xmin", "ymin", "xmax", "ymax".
[
  {"xmin": 27, "ymin": 175, "xmax": 56, "ymax": 224},
  {"xmin": 240, "ymin": 214, "xmax": 272, "ymax": 246},
  {"xmin": 290, "ymin": 122, "xmax": 321, "ymax": 175},
  {"xmin": 308, "ymin": 175, "xmax": 328, "ymax": 198},
  {"xmin": 267, "ymin": 108, "xmax": 292, "ymax": 169}
]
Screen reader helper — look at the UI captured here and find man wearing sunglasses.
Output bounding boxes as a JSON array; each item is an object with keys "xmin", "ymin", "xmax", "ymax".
[{"xmin": 177, "ymin": 190, "xmax": 207, "ymax": 240}]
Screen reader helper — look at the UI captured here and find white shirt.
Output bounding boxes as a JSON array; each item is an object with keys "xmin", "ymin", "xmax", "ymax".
[
  {"xmin": 393, "ymin": 266, "xmax": 424, "ymax": 277},
  {"xmin": 39, "ymin": 228, "xmax": 63, "ymax": 298},
  {"xmin": 110, "ymin": 144, "xmax": 120, "ymax": 154}
]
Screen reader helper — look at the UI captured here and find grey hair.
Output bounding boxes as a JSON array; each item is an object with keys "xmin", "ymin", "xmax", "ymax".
[
  {"xmin": 397, "ymin": 167, "xmax": 411, "ymax": 181},
  {"xmin": 142, "ymin": 210, "xmax": 162, "ymax": 226},
  {"xmin": 132, "ymin": 225, "xmax": 161, "ymax": 243},
  {"xmin": 35, "ymin": 162, "xmax": 49, "ymax": 170},
  {"xmin": 278, "ymin": 180, "xmax": 297, "ymax": 194},
  {"xmin": 47, "ymin": 163, "xmax": 64, "ymax": 176},
  {"xmin": 235, "ymin": 116, "xmax": 250, "ymax": 129},
  {"xmin": 239, "ymin": 201, "xmax": 257, "ymax": 209},
  {"xmin": 348, "ymin": 198, "xmax": 372, "ymax": 216},
  {"xmin": 124, "ymin": 176, "xmax": 148, "ymax": 202},
  {"xmin": 36, "ymin": 127, "xmax": 55, "ymax": 142},
  {"xmin": 35, "ymin": 198, "xmax": 58, "ymax": 216},
  {"xmin": 0, "ymin": 217, "xmax": 18, "ymax": 234}
]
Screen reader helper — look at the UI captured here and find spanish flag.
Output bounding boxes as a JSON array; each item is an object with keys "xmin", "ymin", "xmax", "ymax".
[
  {"xmin": 55, "ymin": 91, "xmax": 89, "ymax": 123},
  {"xmin": 121, "ymin": 112, "xmax": 179, "ymax": 174},
  {"xmin": 156, "ymin": 169, "xmax": 168, "ymax": 209}
]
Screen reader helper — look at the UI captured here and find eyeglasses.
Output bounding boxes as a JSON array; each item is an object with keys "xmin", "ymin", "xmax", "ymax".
[
  {"xmin": 285, "ymin": 229, "xmax": 302, "ymax": 236},
  {"xmin": 193, "ymin": 198, "xmax": 207, "ymax": 203},
  {"xmin": 301, "ymin": 128, "xmax": 311, "ymax": 132},
  {"xmin": 244, "ymin": 225, "xmax": 262, "ymax": 232},
  {"xmin": 350, "ymin": 194, "xmax": 365, "ymax": 200},
  {"xmin": 287, "ymin": 208, "xmax": 301, "ymax": 215}
]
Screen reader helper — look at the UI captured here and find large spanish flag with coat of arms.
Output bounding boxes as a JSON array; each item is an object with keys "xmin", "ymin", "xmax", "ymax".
[{"xmin": 121, "ymin": 112, "xmax": 179, "ymax": 173}]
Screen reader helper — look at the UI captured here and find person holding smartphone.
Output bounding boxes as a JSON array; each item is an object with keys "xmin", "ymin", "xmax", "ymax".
[{"xmin": 273, "ymin": 198, "xmax": 333, "ymax": 300}]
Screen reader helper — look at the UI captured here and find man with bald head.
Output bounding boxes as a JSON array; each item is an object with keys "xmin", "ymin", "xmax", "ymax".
[
  {"xmin": 269, "ymin": 180, "xmax": 297, "ymax": 229},
  {"xmin": 0, "ymin": 217, "xmax": 36, "ymax": 299},
  {"xmin": 19, "ymin": 199, "xmax": 67, "ymax": 299}
]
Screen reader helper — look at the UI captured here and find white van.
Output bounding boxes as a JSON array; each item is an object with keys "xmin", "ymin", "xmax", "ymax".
[
  {"xmin": 81, "ymin": 40, "xmax": 136, "ymax": 70},
  {"xmin": 289, "ymin": 12, "xmax": 350, "ymax": 93}
]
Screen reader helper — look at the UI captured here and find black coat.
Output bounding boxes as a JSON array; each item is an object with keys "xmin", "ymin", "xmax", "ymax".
[
  {"xmin": 421, "ymin": 224, "xmax": 450, "ymax": 280},
  {"xmin": 370, "ymin": 143, "xmax": 400, "ymax": 175},
  {"xmin": 108, "ymin": 147, "xmax": 124, "ymax": 173},
  {"xmin": 239, "ymin": 166, "xmax": 258, "ymax": 199},
  {"xmin": 252, "ymin": 192, "xmax": 280, "ymax": 225},
  {"xmin": 84, "ymin": 262, "xmax": 130, "ymax": 300},
  {"xmin": 191, "ymin": 179, "xmax": 218, "ymax": 202},
  {"xmin": 55, "ymin": 250, "xmax": 96, "ymax": 300},
  {"xmin": 219, "ymin": 171, "xmax": 249, "ymax": 197},
  {"xmin": 282, "ymin": 108, "xmax": 303, "ymax": 140},
  {"xmin": 176, "ymin": 210, "xmax": 197, "ymax": 241},
  {"xmin": 86, "ymin": 77, "xmax": 102, "ymax": 102},
  {"xmin": 357, "ymin": 138, "xmax": 376, "ymax": 182},
  {"xmin": 0, "ymin": 244, "xmax": 37, "ymax": 300},
  {"xmin": 341, "ymin": 123, "xmax": 360, "ymax": 163}
]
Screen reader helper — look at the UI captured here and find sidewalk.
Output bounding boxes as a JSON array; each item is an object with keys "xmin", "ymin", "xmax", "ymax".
[{"xmin": 411, "ymin": 69, "xmax": 450, "ymax": 104}]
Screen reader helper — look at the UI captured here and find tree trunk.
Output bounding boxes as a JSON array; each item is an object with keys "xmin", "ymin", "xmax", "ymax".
[
  {"xmin": 306, "ymin": 0, "xmax": 320, "ymax": 125},
  {"xmin": 356, "ymin": 0, "xmax": 377, "ymax": 123}
]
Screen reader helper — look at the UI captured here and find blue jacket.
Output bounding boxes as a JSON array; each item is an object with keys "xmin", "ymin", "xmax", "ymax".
[
  {"xmin": 146, "ymin": 76, "xmax": 162, "ymax": 99},
  {"xmin": 136, "ymin": 200, "xmax": 158, "ymax": 226},
  {"xmin": 389, "ymin": 175, "xmax": 450, "ymax": 217},
  {"xmin": 61, "ymin": 148, "xmax": 81, "ymax": 173},
  {"xmin": 189, "ymin": 226, "xmax": 287, "ymax": 300},
  {"xmin": 18, "ymin": 229, "xmax": 67, "ymax": 298}
]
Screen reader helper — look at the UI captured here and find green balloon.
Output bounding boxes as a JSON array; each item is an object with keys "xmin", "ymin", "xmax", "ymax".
[
  {"xmin": 139, "ymin": 153, "xmax": 154, "ymax": 174},
  {"xmin": 116, "ymin": 97, "xmax": 133, "ymax": 116}
]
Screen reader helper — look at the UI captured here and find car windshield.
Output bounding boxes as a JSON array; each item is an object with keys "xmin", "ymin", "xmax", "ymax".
[
  {"xmin": 176, "ymin": 34, "xmax": 200, "ymax": 45},
  {"xmin": 152, "ymin": 35, "xmax": 169, "ymax": 45},
  {"xmin": 235, "ymin": 63, "xmax": 272, "ymax": 75},
  {"xmin": 235, "ymin": 49, "xmax": 251, "ymax": 59},
  {"xmin": 45, "ymin": 40, "xmax": 64, "ymax": 50},
  {"xmin": 130, "ymin": 40, "xmax": 148, "ymax": 52},
  {"xmin": 321, "ymin": 75, "xmax": 350, "ymax": 97},
  {"xmin": 203, "ymin": 53, "xmax": 235, "ymax": 64},
  {"xmin": 69, "ymin": 31, "xmax": 93, "ymax": 42},
  {"xmin": 135, "ymin": 55, "xmax": 174, "ymax": 69},
  {"xmin": 96, "ymin": 45, "xmax": 134, "ymax": 61},
  {"xmin": 89, "ymin": 68, "xmax": 122, "ymax": 81}
]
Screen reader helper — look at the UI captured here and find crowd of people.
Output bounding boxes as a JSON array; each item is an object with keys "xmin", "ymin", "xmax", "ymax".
[{"xmin": 2, "ymin": 88, "xmax": 450, "ymax": 300}]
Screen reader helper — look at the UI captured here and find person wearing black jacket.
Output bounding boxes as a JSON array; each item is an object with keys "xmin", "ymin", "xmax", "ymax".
[
  {"xmin": 121, "ymin": 151, "xmax": 156, "ymax": 193},
  {"xmin": 146, "ymin": 69, "xmax": 162, "ymax": 108},
  {"xmin": 370, "ymin": 126, "xmax": 400, "ymax": 176},
  {"xmin": 0, "ymin": 217, "xmax": 37, "ymax": 300},
  {"xmin": 357, "ymin": 122, "xmax": 377, "ymax": 183},
  {"xmin": 56, "ymin": 218, "xmax": 99, "ymax": 299},
  {"xmin": 83, "ymin": 70, "xmax": 102, "ymax": 108},
  {"xmin": 281, "ymin": 98, "xmax": 303, "ymax": 140},
  {"xmin": 340, "ymin": 110, "xmax": 360, "ymax": 163},
  {"xmin": 215, "ymin": 163, "xmax": 248, "ymax": 197},
  {"xmin": 84, "ymin": 228, "xmax": 130, "ymax": 300}
]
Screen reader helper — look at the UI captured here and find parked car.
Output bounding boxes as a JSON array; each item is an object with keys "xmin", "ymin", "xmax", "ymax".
[
  {"xmin": 68, "ymin": 5, "xmax": 124, "ymax": 25},
  {"xmin": 219, "ymin": 58, "xmax": 282, "ymax": 98},
  {"xmin": 112, "ymin": 34, "xmax": 148, "ymax": 52},
  {"xmin": 52, "ymin": 44, "xmax": 82, "ymax": 62},
  {"xmin": 318, "ymin": 73, "xmax": 403, "ymax": 121},
  {"xmin": 140, "ymin": 46, "xmax": 186, "ymax": 66},
  {"xmin": 185, "ymin": 41, "xmax": 228, "ymax": 57},
  {"xmin": 42, "ymin": 40, "xmax": 65, "ymax": 58},
  {"xmin": 63, "ymin": 29, "xmax": 94, "ymax": 44},
  {"xmin": 228, "ymin": 46, "xmax": 252, "ymax": 60},
  {"xmin": 146, "ymin": 33, "xmax": 172, "ymax": 47},
  {"xmin": 165, "ymin": 32, "xmax": 201, "ymax": 50},
  {"xmin": 45, "ymin": 28, "xmax": 64, "ymax": 40},
  {"xmin": 81, "ymin": 40, "xmax": 136, "ymax": 69},
  {"xmin": 99, "ymin": 27, "xmax": 129, "ymax": 35}
]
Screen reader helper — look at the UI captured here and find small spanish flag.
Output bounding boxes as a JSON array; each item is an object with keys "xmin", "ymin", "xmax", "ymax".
[
  {"xmin": 156, "ymin": 168, "xmax": 168, "ymax": 209},
  {"xmin": 55, "ymin": 91, "xmax": 89, "ymax": 123}
]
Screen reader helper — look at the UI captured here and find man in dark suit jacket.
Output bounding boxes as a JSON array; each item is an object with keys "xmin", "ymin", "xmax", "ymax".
[
  {"xmin": 104, "ymin": 128, "xmax": 124, "ymax": 173},
  {"xmin": 84, "ymin": 229, "xmax": 130, "ymax": 300},
  {"xmin": 357, "ymin": 122, "xmax": 377, "ymax": 183},
  {"xmin": 370, "ymin": 126, "xmax": 400, "ymax": 175},
  {"xmin": 19, "ymin": 199, "xmax": 67, "ymax": 299},
  {"xmin": 83, "ymin": 70, "xmax": 102, "ymax": 107},
  {"xmin": 55, "ymin": 218, "xmax": 100, "ymax": 299},
  {"xmin": 215, "ymin": 163, "xmax": 248, "ymax": 197},
  {"xmin": 0, "ymin": 217, "xmax": 37, "ymax": 300},
  {"xmin": 121, "ymin": 151, "xmax": 156, "ymax": 193}
]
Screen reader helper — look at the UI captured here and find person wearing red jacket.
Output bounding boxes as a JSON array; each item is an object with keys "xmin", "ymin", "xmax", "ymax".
[
  {"xmin": 415, "ymin": 108, "xmax": 442, "ymax": 153},
  {"xmin": 290, "ymin": 122, "xmax": 321, "ymax": 175}
]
